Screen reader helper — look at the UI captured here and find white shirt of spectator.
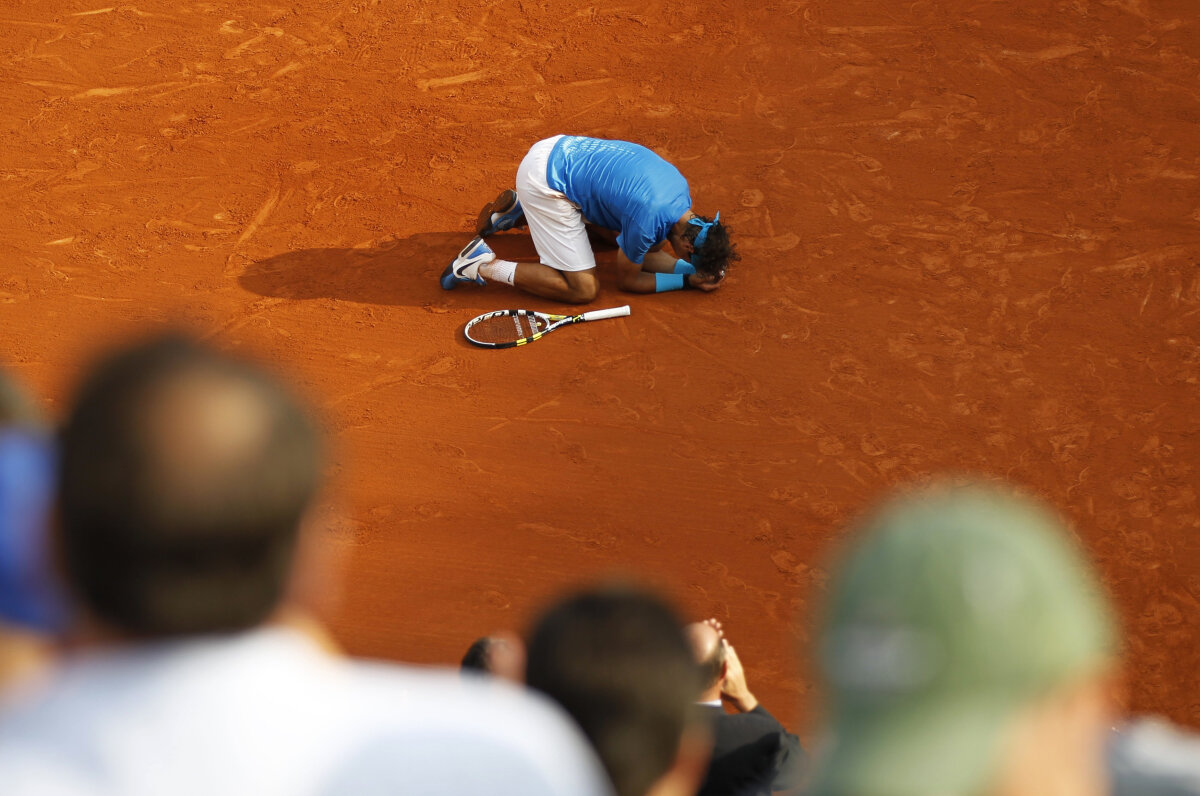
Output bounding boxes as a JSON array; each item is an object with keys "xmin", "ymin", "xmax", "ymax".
[{"xmin": 0, "ymin": 626, "xmax": 612, "ymax": 796}]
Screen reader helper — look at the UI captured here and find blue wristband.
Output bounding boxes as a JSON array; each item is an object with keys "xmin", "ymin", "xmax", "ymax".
[
  {"xmin": 654, "ymin": 273, "xmax": 686, "ymax": 292},
  {"xmin": 672, "ymin": 259, "xmax": 696, "ymax": 275}
]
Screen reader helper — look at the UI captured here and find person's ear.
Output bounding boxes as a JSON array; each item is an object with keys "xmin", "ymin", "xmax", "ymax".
[
  {"xmin": 284, "ymin": 503, "xmax": 347, "ymax": 625},
  {"xmin": 487, "ymin": 631, "xmax": 526, "ymax": 684}
]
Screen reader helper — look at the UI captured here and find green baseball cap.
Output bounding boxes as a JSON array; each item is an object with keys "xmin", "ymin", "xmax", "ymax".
[{"xmin": 811, "ymin": 485, "xmax": 1117, "ymax": 796}]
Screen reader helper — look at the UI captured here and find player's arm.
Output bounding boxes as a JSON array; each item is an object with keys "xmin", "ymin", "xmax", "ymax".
[
  {"xmin": 643, "ymin": 242, "xmax": 723, "ymax": 290},
  {"xmin": 616, "ymin": 249, "xmax": 663, "ymax": 293},
  {"xmin": 639, "ymin": 242, "xmax": 680, "ymax": 273},
  {"xmin": 616, "ymin": 249, "xmax": 721, "ymax": 293},
  {"xmin": 618, "ymin": 225, "xmax": 690, "ymax": 275}
]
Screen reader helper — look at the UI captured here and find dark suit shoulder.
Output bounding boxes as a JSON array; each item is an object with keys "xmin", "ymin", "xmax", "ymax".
[
  {"xmin": 719, "ymin": 706, "xmax": 787, "ymax": 736},
  {"xmin": 698, "ymin": 706, "xmax": 806, "ymax": 796}
]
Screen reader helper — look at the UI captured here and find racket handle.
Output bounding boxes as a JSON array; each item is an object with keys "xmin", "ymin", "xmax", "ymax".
[{"xmin": 580, "ymin": 305, "xmax": 632, "ymax": 322}]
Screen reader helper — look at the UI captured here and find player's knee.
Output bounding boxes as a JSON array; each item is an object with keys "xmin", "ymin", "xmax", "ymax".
[
  {"xmin": 566, "ymin": 281, "xmax": 598, "ymax": 304},
  {"xmin": 562, "ymin": 273, "xmax": 599, "ymax": 304}
]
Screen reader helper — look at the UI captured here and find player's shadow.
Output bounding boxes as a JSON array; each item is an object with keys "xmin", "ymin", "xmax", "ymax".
[
  {"xmin": 239, "ymin": 230, "xmax": 618, "ymax": 311},
  {"xmin": 239, "ymin": 232, "xmax": 522, "ymax": 310}
]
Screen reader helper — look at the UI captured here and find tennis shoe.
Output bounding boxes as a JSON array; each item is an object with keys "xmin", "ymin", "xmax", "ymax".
[
  {"xmin": 476, "ymin": 189, "xmax": 525, "ymax": 237},
  {"xmin": 440, "ymin": 236, "xmax": 493, "ymax": 290}
]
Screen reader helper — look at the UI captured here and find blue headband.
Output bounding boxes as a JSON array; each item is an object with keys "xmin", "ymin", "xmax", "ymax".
[{"xmin": 688, "ymin": 212, "xmax": 720, "ymax": 266}]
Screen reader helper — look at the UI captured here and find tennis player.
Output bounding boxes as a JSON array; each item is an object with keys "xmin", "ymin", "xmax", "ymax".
[{"xmin": 440, "ymin": 135, "xmax": 738, "ymax": 304}]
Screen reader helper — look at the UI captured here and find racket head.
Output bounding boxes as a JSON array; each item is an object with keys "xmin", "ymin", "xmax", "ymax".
[{"xmin": 464, "ymin": 309, "xmax": 563, "ymax": 348}]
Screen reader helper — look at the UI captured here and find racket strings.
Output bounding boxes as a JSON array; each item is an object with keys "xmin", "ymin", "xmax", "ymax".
[{"xmin": 470, "ymin": 313, "xmax": 547, "ymax": 344}]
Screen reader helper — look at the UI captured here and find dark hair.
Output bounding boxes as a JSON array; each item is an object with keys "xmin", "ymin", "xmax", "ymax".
[
  {"xmin": 461, "ymin": 636, "xmax": 493, "ymax": 672},
  {"xmin": 698, "ymin": 635, "xmax": 727, "ymax": 690},
  {"xmin": 526, "ymin": 585, "xmax": 700, "ymax": 796},
  {"xmin": 684, "ymin": 215, "xmax": 740, "ymax": 279},
  {"xmin": 57, "ymin": 335, "xmax": 320, "ymax": 637}
]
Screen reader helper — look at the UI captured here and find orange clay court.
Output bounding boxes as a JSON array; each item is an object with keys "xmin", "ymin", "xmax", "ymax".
[{"xmin": 1, "ymin": 1, "xmax": 1197, "ymax": 734}]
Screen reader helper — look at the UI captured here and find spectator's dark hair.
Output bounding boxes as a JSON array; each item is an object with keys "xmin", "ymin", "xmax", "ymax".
[
  {"xmin": 698, "ymin": 635, "xmax": 727, "ymax": 690},
  {"xmin": 461, "ymin": 636, "xmax": 493, "ymax": 672},
  {"xmin": 526, "ymin": 585, "xmax": 700, "ymax": 796},
  {"xmin": 683, "ymin": 215, "xmax": 740, "ymax": 279},
  {"xmin": 58, "ymin": 334, "xmax": 320, "ymax": 637}
]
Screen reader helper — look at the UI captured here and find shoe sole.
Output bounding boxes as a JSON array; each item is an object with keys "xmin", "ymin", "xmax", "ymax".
[
  {"xmin": 439, "ymin": 263, "xmax": 460, "ymax": 290},
  {"xmin": 457, "ymin": 235, "xmax": 487, "ymax": 260},
  {"xmin": 476, "ymin": 189, "xmax": 524, "ymax": 236}
]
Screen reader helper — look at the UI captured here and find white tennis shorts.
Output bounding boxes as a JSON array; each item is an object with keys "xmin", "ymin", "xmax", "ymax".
[{"xmin": 515, "ymin": 136, "xmax": 596, "ymax": 273}]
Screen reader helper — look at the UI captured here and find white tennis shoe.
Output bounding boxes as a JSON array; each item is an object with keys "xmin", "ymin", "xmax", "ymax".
[{"xmin": 440, "ymin": 236, "xmax": 494, "ymax": 289}]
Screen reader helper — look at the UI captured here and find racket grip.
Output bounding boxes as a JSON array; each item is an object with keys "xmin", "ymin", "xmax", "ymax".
[{"xmin": 580, "ymin": 305, "xmax": 632, "ymax": 322}]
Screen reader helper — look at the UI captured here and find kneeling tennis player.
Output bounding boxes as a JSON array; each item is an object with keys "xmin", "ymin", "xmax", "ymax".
[{"xmin": 440, "ymin": 135, "xmax": 739, "ymax": 304}]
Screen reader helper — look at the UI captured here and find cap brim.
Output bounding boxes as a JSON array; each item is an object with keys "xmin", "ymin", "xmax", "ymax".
[{"xmin": 811, "ymin": 693, "xmax": 1016, "ymax": 796}]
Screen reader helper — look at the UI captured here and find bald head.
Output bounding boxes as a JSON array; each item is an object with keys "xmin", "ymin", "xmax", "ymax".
[
  {"xmin": 686, "ymin": 622, "xmax": 720, "ymax": 662},
  {"xmin": 686, "ymin": 621, "xmax": 726, "ymax": 690},
  {"xmin": 137, "ymin": 366, "xmax": 309, "ymax": 541},
  {"xmin": 59, "ymin": 335, "xmax": 320, "ymax": 637}
]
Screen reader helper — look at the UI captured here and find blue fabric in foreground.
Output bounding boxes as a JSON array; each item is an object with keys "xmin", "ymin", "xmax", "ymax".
[{"xmin": 0, "ymin": 431, "xmax": 68, "ymax": 632}]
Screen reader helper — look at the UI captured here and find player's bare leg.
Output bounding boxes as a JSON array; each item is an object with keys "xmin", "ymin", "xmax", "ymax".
[
  {"xmin": 478, "ymin": 261, "xmax": 598, "ymax": 305},
  {"xmin": 516, "ymin": 264, "xmax": 598, "ymax": 304}
]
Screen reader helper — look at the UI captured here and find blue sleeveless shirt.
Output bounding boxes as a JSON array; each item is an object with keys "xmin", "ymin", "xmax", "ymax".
[{"xmin": 546, "ymin": 137, "xmax": 692, "ymax": 264}]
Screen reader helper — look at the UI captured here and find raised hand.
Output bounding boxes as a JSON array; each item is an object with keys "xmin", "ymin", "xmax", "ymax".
[{"xmin": 719, "ymin": 635, "xmax": 759, "ymax": 713}]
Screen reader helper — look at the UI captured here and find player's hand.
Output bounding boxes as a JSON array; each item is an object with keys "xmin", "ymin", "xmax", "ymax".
[
  {"xmin": 720, "ymin": 639, "xmax": 759, "ymax": 713},
  {"xmin": 687, "ymin": 271, "xmax": 725, "ymax": 292}
]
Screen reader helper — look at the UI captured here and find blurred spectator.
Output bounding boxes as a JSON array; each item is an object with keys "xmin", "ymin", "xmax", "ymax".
[
  {"xmin": 526, "ymin": 584, "xmax": 712, "ymax": 796},
  {"xmin": 0, "ymin": 368, "xmax": 65, "ymax": 691},
  {"xmin": 686, "ymin": 619, "xmax": 804, "ymax": 795},
  {"xmin": 0, "ymin": 335, "xmax": 610, "ymax": 796},
  {"xmin": 462, "ymin": 636, "xmax": 493, "ymax": 670},
  {"xmin": 808, "ymin": 485, "xmax": 1118, "ymax": 796},
  {"xmin": 461, "ymin": 631, "xmax": 526, "ymax": 682},
  {"xmin": 1110, "ymin": 717, "xmax": 1200, "ymax": 796}
]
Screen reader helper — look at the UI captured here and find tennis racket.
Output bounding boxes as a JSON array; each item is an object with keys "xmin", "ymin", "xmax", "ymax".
[{"xmin": 464, "ymin": 305, "xmax": 631, "ymax": 349}]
